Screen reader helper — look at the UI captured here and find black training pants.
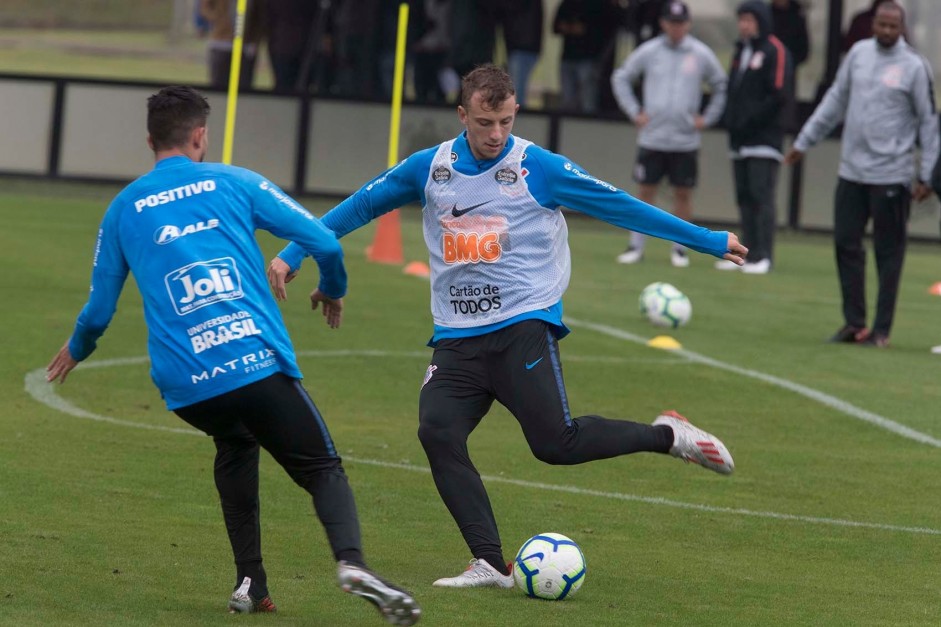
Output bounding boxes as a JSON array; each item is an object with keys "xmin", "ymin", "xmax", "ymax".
[
  {"xmin": 833, "ymin": 178, "xmax": 911, "ymax": 336},
  {"xmin": 418, "ymin": 320, "xmax": 671, "ymax": 564},
  {"xmin": 733, "ymin": 157, "xmax": 780, "ymax": 263},
  {"xmin": 175, "ymin": 372, "xmax": 363, "ymax": 594}
]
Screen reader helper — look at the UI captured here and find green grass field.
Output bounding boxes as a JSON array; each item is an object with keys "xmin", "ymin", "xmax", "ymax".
[{"xmin": 2, "ymin": 178, "xmax": 941, "ymax": 626}]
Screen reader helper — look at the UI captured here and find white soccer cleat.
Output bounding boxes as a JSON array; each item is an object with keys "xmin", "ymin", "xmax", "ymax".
[
  {"xmin": 653, "ymin": 410, "xmax": 734, "ymax": 475},
  {"xmin": 432, "ymin": 559, "xmax": 514, "ymax": 588},
  {"xmin": 337, "ymin": 561, "xmax": 421, "ymax": 626}
]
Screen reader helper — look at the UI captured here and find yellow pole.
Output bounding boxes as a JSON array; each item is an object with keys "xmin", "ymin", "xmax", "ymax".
[
  {"xmin": 221, "ymin": 0, "xmax": 248, "ymax": 165},
  {"xmin": 387, "ymin": 2, "xmax": 409, "ymax": 167}
]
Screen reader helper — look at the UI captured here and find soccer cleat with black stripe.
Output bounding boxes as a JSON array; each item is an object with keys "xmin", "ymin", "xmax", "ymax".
[
  {"xmin": 654, "ymin": 410, "xmax": 734, "ymax": 475},
  {"xmin": 338, "ymin": 561, "xmax": 421, "ymax": 626}
]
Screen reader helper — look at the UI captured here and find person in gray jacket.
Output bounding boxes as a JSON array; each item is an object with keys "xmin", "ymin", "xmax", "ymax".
[
  {"xmin": 611, "ymin": 0, "xmax": 727, "ymax": 267},
  {"xmin": 784, "ymin": 1, "xmax": 938, "ymax": 348}
]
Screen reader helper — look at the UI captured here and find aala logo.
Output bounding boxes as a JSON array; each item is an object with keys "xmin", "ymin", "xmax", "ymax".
[{"xmin": 154, "ymin": 219, "xmax": 220, "ymax": 245}]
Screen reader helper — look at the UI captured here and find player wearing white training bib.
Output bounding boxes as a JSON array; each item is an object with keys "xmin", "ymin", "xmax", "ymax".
[
  {"xmin": 270, "ymin": 65, "xmax": 747, "ymax": 589},
  {"xmin": 424, "ymin": 137, "xmax": 569, "ymax": 328}
]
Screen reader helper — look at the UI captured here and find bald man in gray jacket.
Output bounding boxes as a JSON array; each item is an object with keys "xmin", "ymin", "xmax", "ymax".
[
  {"xmin": 611, "ymin": 0, "xmax": 727, "ymax": 267},
  {"xmin": 785, "ymin": 1, "xmax": 938, "ymax": 348}
]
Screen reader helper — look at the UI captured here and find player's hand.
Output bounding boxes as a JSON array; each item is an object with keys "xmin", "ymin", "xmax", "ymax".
[
  {"xmin": 723, "ymin": 233, "xmax": 749, "ymax": 266},
  {"xmin": 310, "ymin": 289, "xmax": 343, "ymax": 329},
  {"xmin": 267, "ymin": 257, "xmax": 297, "ymax": 301},
  {"xmin": 634, "ymin": 111, "xmax": 650, "ymax": 128},
  {"xmin": 46, "ymin": 341, "xmax": 78, "ymax": 384},
  {"xmin": 912, "ymin": 182, "xmax": 932, "ymax": 202},
  {"xmin": 783, "ymin": 148, "xmax": 804, "ymax": 165},
  {"xmin": 693, "ymin": 115, "xmax": 706, "ymax": 130}
]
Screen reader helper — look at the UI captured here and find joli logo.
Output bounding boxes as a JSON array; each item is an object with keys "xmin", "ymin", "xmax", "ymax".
[{"xmin": 165, "ymin": 257, "xmax": 244, "ymax": 315}]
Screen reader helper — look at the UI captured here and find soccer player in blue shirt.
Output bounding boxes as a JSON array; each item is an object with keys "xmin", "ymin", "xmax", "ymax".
[
  {"xmin": 46, "ymin": 86, "xmax": 420, "ymax": 625},
  {"xmin": 269, "ymin": 66, "xmax": 746, "ymax": 588}
]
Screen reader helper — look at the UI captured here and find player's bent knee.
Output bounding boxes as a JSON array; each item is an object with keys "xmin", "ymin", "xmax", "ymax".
[
  {"xmin": 417, "ymin": 419, "xmax": 467, "ymax": 453},
  {"xmin": 528, "ymin": 442, "xmax": 576, "ymax": 466}
]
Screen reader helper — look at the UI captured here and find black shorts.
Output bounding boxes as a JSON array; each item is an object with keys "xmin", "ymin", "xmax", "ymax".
[
  {"xmin": 633, "ymin": 148, "xmax": 698, "ymax": 188},
  {"xmin": 420, "ymin": 320, "xmax": 572, "ymax": 447},
  {"xmin": 174, "ymin": 372, "xmax": 339, "ymax": 462}
]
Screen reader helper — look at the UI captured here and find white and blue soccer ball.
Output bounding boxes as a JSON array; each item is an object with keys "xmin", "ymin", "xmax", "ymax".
[
  {"xmin": 513, "ymin": 532, "xmax": 586, "ymax": 600},
  {"xmin": 639, "ymin": 282, "xmax": 692, "ymax": 328}
]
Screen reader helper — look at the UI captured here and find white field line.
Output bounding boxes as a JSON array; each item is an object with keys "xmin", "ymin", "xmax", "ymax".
[
  {"xmin": 350, "ymin": 457, "xmax": 941, "ymax": 537},
  {"xmin": 564, "ymin": 317, "xmax": 941, "ymax": 448},
  {"xmin": 22, "ymin": 351, "xmax": 941, "ymax": 537}
]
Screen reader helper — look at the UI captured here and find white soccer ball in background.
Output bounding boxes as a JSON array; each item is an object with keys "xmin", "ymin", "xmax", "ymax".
[
  {"xmin": 513, "ymin": 532, "xmax": 587, "ymax": 600},
  {"xmin": 639, "ymin": 282, "xmax": 692, "ymax": 328}
]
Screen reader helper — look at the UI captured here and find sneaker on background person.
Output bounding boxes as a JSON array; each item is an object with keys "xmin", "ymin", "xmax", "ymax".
[
  {"xmin": 860, "ymin": 332, "xmax": 889, "ymax": 348},
  {"xmin": 742, "ymin": 258, "xmax": 771, "ymax": 274},
  {"xmin": 829, "ymin": 324, "xmax": 869, "ymax": 344},
  {"xmin": 670, "ymin": 247, "xmax": 690, "ymax": 267},
  {"xmin": 714, "ymin": 258, "xmax": 740, "ymax": 271},
  {"xmin": 616, "ymin": 246, "xmax": 644, "ymax": 264}
]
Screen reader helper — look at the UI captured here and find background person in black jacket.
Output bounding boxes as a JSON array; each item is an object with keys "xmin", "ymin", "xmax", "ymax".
[
  {"xmin": 502, "ymin": 0, "xmax": 543, "ymax": 109},
  {"xmin": 553, "ymin": 0, "xmax": 611, "ymax": 113},
  {"xmin": 770, "ymin": 0, "xmax": 809, "ymax": 70},
  {"xmin": 716, "ymin": 0, "xmax": 792, "ymax": 274}
]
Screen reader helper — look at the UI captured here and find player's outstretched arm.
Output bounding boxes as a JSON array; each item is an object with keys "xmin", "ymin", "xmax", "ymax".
[
  {"xmin": 46, "ymin": 341, "xmax": 79, "ymax": 384},
  {"xmin": 272, "ymin": 151, "xmax": 431, "ymax": 284},
  {"xmin": 310, "ymin": 289, "xmax": 343, "ymax": 329},
  {"xmin": 267, "ymin": 257, "xmax": 297, "ymax": 301}
]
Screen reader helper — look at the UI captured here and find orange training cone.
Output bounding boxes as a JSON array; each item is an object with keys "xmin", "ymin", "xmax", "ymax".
[
  {"xmin": 929, "ymin": 282, "xmax": 941, "ymax": 296},
  {"xmin": 403, "ymin": 261, "xmax": 430, "ymax": 278},
  {"xmin": 366, "ymin": 209, "xmax": 404, "ymax": 265}
]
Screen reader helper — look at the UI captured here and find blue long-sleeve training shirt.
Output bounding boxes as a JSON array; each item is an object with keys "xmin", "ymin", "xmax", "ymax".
[
  {"xmin": 279, "ymin": 133, "xmax": 729, "ymax": 343},
  {"xmin": 69, "ymin": 155, "xmax": 347, "ymax": 409}
]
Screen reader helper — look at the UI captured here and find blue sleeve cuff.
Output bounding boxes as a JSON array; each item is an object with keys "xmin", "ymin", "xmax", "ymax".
[{"xmin": 278, "ymin": 242, "xmax": 308, "ymax": 272}]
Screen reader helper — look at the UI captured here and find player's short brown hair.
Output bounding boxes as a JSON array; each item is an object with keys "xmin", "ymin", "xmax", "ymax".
[{"xmin": 460, "ymin": 64, "xmax": 516, "ymax": 111}]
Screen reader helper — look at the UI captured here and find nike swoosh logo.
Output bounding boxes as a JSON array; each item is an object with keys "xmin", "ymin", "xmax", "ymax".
[
  {"xmin": 451, "ymin": 200, "xmax": 492, "ymax": 217},
  {"xmin": 525, "ymin": 358, "xmax": 543, "ymax": 370}
]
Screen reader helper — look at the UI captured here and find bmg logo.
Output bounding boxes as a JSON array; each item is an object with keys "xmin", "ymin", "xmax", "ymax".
[{"xmin": 165, "ymin": 257, "xmax": 244, "ymax": 315}]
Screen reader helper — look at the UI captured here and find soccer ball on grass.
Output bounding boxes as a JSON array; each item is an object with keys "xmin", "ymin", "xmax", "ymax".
[
  {"xmin": 639, "ymin": 282, "xmax": 691, "ymax": 328},
  {"xmin": 513, "ymin": 532, "xmax": 586, "ymax": 600}
]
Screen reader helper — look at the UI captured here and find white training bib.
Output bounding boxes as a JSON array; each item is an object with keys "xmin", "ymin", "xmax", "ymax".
[{"xmin": 422, "ymin": 137, "xmax": 571, "ymax": 328}]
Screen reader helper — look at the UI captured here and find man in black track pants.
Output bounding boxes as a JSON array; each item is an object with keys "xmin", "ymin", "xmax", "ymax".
[
  {"xmin": 269, "ymin": 65, "xmax": 743, "ymax": 589},
  {"xmin": 785, "ymin": 1, "xmax": 938, "ymax": 347},
  {"xmin": 47, "ymin": 86, "xmax": 419, "ymax": 625}
]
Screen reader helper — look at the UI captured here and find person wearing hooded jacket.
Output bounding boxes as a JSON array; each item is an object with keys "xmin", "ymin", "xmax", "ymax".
[{"xmin": 717, "ymin": 0, "xmax": 792, "ymax": 275}]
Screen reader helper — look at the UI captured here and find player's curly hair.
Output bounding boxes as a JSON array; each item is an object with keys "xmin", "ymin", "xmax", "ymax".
[
  {"xmin": 460, "ymin": 64, "xmax": 516, "ymax": 111},
  {"xmin": 147, "ymin": 86, "xmax": 211, "ymax": 151}
]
